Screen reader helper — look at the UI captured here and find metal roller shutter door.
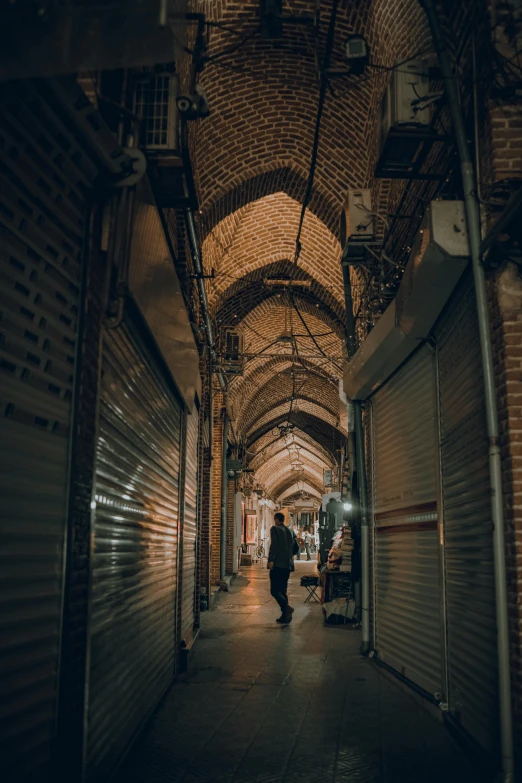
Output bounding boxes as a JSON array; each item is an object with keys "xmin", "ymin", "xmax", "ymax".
[
  {"xmin": 87, "ymin": 316, "xmax": 182, "ymax": 780},
  {"xmin": 372, "ymin": 346, "xmax": 443, "ymax": 696},
  {"xmin": 0, "ymin": 84, "xmax": 97, "ymax": 781},
  {"xmin": 436, "ymin": 280, "xmax": 498, "ymax": 754},
  {"xmin": 181, "ymin": 409, "xmax": 199, "ymax": 645}
]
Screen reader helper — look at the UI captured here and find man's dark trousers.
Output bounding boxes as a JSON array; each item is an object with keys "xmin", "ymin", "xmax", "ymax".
[{"xmin": 270, "ymin": 567, "xmax": 290, "ymax": 611}]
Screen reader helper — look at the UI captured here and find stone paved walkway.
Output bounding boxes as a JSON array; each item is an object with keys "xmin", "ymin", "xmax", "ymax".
[{"xmin": 116, "ymin": 562, "xmax": 485, "ymax": 783}]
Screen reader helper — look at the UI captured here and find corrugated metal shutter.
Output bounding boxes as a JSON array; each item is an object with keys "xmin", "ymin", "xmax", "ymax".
[
  {"xmin": 371, "ymin": 346, "xmax": 443, "ymax": 696},
  {"xmin": 181, "ymin": 409, "xmax": 199, "ymax": 644},
  {"xmin": 0, "ymin": 84, "xmax": 97, "ymax": 781},
  {"xmin": 87, "ymin": 313, "xmax": 182, "ymax": 780},
  {"xmin": 436, "ymin": 279, "xmax": 498, "ymax": 753}
]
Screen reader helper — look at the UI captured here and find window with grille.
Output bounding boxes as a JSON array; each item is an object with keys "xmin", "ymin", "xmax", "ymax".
[{"xmin": 134, "ymin": 74, "xmax": 178, "ymax": 149}]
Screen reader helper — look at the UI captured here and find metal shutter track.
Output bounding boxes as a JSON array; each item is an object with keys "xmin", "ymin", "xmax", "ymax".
[
  {"xmin": 0, "ymin": 85, "xmax": 96, "ymax": 782},
  {"xmin": 181, "ymin": 410, "xmax": 198, "ymax": 643},
  {"xmin": 87, "ymin": 321, "xmax": 181, "ymax": 780},
  {"xmin": 372, "ymin": 347, "xmax": 443, "ymax": 696},
  {"xmin": 436, "ymin": 281, "xmax": 498, "ymax": 753}
]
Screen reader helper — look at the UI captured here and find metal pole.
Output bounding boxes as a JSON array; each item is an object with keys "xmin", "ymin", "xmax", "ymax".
[
  {"xmin": 354, "ymin": 401, "xmax": 370, "ymax": 655},
  {"xmin": 220, "ymin": 412, "xmax": 229, "ymax": 582},
  {"xmin": 420, "ymin": 2, "xmax": 514, "ymax": 779},
  {"xmin": 185, "ymin": 208, "xmax": 227, "ymax": 393}
]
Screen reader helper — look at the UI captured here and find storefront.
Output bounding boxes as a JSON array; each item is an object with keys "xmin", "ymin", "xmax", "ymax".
[{"xmin": 344, "ymin": 203, "xmax": 499, "ymax": 760}]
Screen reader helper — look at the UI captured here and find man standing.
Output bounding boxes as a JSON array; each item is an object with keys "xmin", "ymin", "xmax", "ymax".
[{"xmin": 268, "ymin": 512, "xmax": 298, "ymax": 624}]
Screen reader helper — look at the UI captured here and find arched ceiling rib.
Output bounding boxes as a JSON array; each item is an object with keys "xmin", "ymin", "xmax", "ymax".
[
  {"xmin": 204, "ymin": 192, "xmax": 344, "ymax": 312},
  {"xmin": 247, "ymin": 408, "xmax": 345, "ymax": 450},
  {"xmin": 278, "ymin": 483, "xmax": 322, "ymax": 503},
  {"xmin": 215, "ymin": 259, "xmax": 345, "ymax": 329},
  {"xmin": 187, "ymin": 0, "xmax": 431, "ymax": 500}
]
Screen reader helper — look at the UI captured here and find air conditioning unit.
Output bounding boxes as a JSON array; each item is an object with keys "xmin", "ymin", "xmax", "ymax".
[
  {"xmin": 339, "ymin": 188, "xmax": 374, "ymax": 247},
  {"xmin": 381, "ymin": 59, "xmax": 430, "ymax": 138},
  {"xmin": 222, "ymin": 329, "xmax": 243, "ymax": 375},
  {"xmin": 378, "ymin": 59, "xmax": 430, "ymax": 172},
  {"xmin": 134, "ymin": 72, "xmax": 179, "ymax": 151}
]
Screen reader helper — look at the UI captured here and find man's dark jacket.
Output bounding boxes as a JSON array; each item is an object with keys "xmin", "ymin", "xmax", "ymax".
[{"xmin": 268, "ymin": 525, "xmax": 298, "ymax": 571}]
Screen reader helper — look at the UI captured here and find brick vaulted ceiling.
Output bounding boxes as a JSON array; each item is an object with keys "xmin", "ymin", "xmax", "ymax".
[{"xmin": 186, "ymin": 0, "xmax": 430, "ymax": 501}]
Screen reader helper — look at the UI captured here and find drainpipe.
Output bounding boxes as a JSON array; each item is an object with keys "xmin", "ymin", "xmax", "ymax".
[
  {"xmin": 420, "ymin": 3, "xmax": 514, "ymax": 780},
  {"xmin": 220, "ymin": 411, "xmax": 229, "ymax": 582}
]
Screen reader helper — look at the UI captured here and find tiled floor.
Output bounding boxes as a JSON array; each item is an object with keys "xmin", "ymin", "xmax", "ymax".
[{"xmin": 116, "ymin": 561, "xmax": 484, "ymax": 783}]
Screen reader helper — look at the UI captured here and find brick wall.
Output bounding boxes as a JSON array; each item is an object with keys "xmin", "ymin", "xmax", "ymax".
[
  {"xmin": 55, "ymin": 200, "xmax": 105, "ymax": 778},
  {"xmin": 182, "ymin": 4, "xmax": 522, "ymax": 757}
]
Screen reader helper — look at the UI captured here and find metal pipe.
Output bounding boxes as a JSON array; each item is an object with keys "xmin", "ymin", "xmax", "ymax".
[
  {"xmin": 185, "ymin": 207, "xmax": 227, "ymax": 393},
  {"xmin": 354, "ymin": 401, "xmax": 370, "ymax": 655},
  {"xmin": 220, "ymin": 412, "xmax": 229, "ymax": 582},
  {"xmin": 420, "ymin": 2, "xmax": 514, "ymax": 779}
]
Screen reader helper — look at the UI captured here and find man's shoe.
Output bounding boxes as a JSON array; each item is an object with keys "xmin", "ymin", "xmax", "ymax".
[
  {"xmin": 284, "ymin": 606, "xmax": 294, "ymax": 623},
  {"xmin": 276, "ymin": 614, "xmax": 286, "ymax": 623}
]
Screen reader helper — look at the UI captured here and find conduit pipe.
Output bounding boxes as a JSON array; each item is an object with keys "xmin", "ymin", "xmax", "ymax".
[
  {"xmin": 220, "ymin": 412, "xmax": 229, "ymax": 582},
  {"xmin": 420, "ymin": 2, "xmax": 514, "ymax": 780},
  {"xmin": 184, "ymin": 208, "xmax": 227, "ymax": 394}
]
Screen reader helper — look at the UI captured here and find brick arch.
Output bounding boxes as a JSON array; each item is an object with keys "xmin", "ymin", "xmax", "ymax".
[
  {"xmin": 204, "ymin": 192, "xmax": 344, "ymax": 311},
  {"xmin": 278, "ymin": 483, "xmax": 322, "ymax": 503},
  {"xmin": 190, "ymin": 0, "xmax": 429, "ymax": 229},
  {"xmin": 228, "ymin": 305, "xmax": 343, "ymax": 430},
  {"xmin": 214, "ymin": 259, "xmax": 345, "ymax": 329},
  {"xmin": 199, "ymin": 166, "xmax": 340, "ymax": 242},
  {"xmin": 246, "ymin": 410, "xmax": 345, "ymax": 469},
  {"xmin": 235, "ymin": 372, "xmax": 340, "ymax": 438},
  {"xmin": 256, "ymin": 465, "xmax": 328, "ymax": 500},
  {"xmin": 255, "ymin": 447, "xmax": 328, "ymax": 486},
  {"xmin": 247, "ymin": 403, "xmax": 344, "ymax": 445},
  {"xmin": 271, "ymin": 473, "xmax": 324, "ymax": 501},
  {"xmin": 248, "ymin": 428, "xmax": 334, "ymax": 467},
  {"xmin": 253, "ymin": 441, "xmax": 331, "ymax": 484}
]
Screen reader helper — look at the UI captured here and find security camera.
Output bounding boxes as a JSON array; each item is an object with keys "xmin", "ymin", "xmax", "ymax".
[
  {"xmin": 345, "ymin": 35, "xmax": 369, "ymax": 75},
  {"xmin": 176, "ymin": 84, "xmax": 210, "ymax": 120}
]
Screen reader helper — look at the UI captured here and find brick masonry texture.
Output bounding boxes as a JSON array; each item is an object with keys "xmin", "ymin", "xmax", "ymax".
[{"xmin": 181, "ymin": 0, "xmax": 522, "ymax": 753}]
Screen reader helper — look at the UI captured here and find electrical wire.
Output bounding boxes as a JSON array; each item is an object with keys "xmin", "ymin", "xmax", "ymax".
[
  {"xmin": 293, "ymin": 0, "xmax": 338, "ymax": 265},
  {"xmin": 203, "ymin": 26, "xmax": 261, "ymax": 63},
  {"xmin": 291, "ymin": 294, "xmax": 343, "ymax": 373}
]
